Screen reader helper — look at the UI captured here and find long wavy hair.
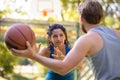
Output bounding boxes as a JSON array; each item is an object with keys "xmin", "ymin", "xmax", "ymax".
[{"xmin": 47, "ymin": 24, "xmax": 69, "ymax": 46}]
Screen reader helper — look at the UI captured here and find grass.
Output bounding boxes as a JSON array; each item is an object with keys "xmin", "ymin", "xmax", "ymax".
[
  {"xmin": 10, "ymin": 73, "xmax": 45, "ymax": 80},
  {"xmin": 10, "ymin": 73, "xmax": 30, "ymax": 80}
]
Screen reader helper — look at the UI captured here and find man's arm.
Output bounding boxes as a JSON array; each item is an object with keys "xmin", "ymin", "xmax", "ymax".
[{"xmin": 11, "ymin": 34, "xmax": 92, "ymax": 75}]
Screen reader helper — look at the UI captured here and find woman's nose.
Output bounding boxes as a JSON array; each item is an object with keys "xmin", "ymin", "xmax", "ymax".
[{"xmin": 57, "ymin": 36, "xmax": 61, "ymax": 41}]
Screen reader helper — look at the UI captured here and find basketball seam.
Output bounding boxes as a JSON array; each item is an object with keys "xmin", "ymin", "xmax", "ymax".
[
  {"xmin": 7, "ymin": 36, "xmax": 25, "ymax": 47},
  {"xmin": 15, "ymin": 25, "xmax": 34, "ymax": 48},
  {"xmin": 15, "ymin": 26, "xmax": 27, "ymax": 41},
  {"xmin": 27, "ymin": 26, "xmax": 35, "ymax": 45},
  {"xmin": 8, "ymin": 36, "xmax": 25, "ymax": 46},
  {"xmin": 5, "ymin": 40, "xmax": 18, "ymax": 49}
]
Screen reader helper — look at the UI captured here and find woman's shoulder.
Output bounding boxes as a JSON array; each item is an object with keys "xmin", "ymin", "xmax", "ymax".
[
  {"xmin": 40, "ymin": 46, "xmax": 50, "ymax": 57},
  {"xmin": 42, "ymin": 46, "xmax": 49, "ymax": 51}
]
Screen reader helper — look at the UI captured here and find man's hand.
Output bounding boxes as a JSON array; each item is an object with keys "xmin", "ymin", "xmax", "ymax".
[{"xmin": 11, "ymin": 41, "xmax": 41, "ymax": 58}]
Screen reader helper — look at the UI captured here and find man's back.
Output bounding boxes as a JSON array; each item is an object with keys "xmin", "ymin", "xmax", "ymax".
[{"xmin": 89, "ymin": 26, "xmax": 120, "ymax": 80}]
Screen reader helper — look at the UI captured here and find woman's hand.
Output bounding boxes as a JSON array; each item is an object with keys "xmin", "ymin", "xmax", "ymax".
[
  {"xmin": 11, "ymin": 41, "xmax": 41, "ymax": 58},
  {"xmin": 52, "ymin": 47, "xmax": 65, "ymax": 60}
]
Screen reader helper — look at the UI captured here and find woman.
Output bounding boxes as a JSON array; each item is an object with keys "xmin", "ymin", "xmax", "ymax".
[{"xmin": 39, "ymin": 24, "xmax": 74, "ymax": 80}]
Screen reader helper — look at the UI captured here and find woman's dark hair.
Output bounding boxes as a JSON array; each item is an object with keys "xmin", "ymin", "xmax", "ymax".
[{"xmin": 47, "ymin": 24, "xmax": 69, "ymax": 46}]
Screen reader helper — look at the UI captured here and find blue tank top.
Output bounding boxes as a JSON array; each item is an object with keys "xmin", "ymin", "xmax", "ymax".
[
  {"xmin": 45, "ymin": 44, "xmax": 74, "ymax": 80},
  {"xmin": 89, "ymin": 26, "xmax": 120, "ymax": 80}
]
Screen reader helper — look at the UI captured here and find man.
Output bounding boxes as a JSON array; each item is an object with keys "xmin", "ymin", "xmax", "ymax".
[{"xmin": 11, "ymin": 0, "xmax": 120, "ymax": 80}]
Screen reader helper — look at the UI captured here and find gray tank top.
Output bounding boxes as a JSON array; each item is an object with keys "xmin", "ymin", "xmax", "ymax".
[{"xmin": 89, "ymin": 26, "xmax": 120, "ymax": 80}]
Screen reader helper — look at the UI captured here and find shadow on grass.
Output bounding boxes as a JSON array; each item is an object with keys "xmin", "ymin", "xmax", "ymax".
[{"xmin": 11, "ymin": 73, "xmax": 30, "ymax": 80}]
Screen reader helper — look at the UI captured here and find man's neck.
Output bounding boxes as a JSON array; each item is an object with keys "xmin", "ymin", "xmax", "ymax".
[{"xmin": 86, "ymin": 24, "xmax": 100, "ymax": 32}]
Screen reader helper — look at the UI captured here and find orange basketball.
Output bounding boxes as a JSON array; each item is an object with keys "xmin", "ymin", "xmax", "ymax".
[{"xmin": 4, "ymin": 23, "xmax": 36, "ymax": 50}]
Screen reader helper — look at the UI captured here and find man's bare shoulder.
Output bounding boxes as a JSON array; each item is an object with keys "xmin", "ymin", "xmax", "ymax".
[
  {"xmin": 78, "ymin": 31, "xmax": 100, "ymax": 42},
  {"xmin": 76, "ymin": 31, "xmax": 103, "ymax": 55},
  {"xmin": 86, "ymin": 31, "xmax": 103, "ymax": 55}
]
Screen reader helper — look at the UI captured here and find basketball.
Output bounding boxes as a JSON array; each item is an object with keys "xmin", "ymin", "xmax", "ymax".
[{"xmin": 4, "ymin": 23, "xmax": 36, "ymax": 50}]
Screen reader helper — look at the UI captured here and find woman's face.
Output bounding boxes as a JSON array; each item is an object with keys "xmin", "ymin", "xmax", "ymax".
[{"xmin": 50, "ymin": 29, "xmax": 66, "ymax": 47}]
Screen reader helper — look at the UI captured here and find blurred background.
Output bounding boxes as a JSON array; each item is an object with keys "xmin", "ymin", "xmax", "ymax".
[{"xmin": 0, "ymin": 0, "xmax": 120, "ymax": 80}]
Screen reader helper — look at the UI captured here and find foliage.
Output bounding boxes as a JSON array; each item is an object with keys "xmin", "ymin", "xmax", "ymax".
[
  {"xmin": 0, "ymin": 9, "xmax": 11, "ymax": 18},
  {"xmin": 60, "ymin": 0, "xmax": 120, "ymax": 28},
  {"xmin": 36, "ymin": 62, "xmax": 48, "ymax": 77},
  {"xmin": 11, "ymin": 73, "xmax": 30, "ymax": 80},
  {"xmin": 114, "ymin": 19, "xmax": 120, "ymax": 29},
  {"xmin": 61, "ymin": 0, "xmax": 81, "ymax": 10},
  {"xmin": 0, "ymin": 43, "xmax": 18, "ymax": 77},
  {"xmin": 104, "ymin": 16, "xmax": 115, "ymax": 28},
  {"xmin": 61, "ymin": 0, "xmax": 69, "ymax": 10},
  {"xmin": 62, "ymin": 9, "xmax": 79, "ymax": 22},
  {"xmin": 100, "ymin": 0, "xmax": 120, "ymax": 29},
  {"xmin": 60, "ymin": 0, "xmax": 81, "ymax": 21},
  {"xmin": 100, "ymin": 0, "xmax": 120, "ymax": 17},
  {"xmin": 18, "ymin": 58, "xmax": 33, "ymax": 65}
]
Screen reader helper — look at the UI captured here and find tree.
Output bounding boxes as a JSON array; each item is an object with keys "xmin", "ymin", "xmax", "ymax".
[
  {"xmin": 0, "ymin": 43, "xmax": 18, "ymax": 78},
  {"xmin": 60, "ymin": 0, "xmax": 120, "ymax": 28},
  {"xmin": 60, "ymin": 0, "xmax": 82, "ymax": 21},
  {"xmin": 99, "ymin": 0, "xmax": 120, "ymax": 29}
]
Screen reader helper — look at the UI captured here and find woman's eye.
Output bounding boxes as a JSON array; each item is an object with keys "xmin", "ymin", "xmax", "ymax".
[
  {"xmin": 60, "ymin": 34, "xmax": 64, "ymax": 37},
  {"xmin": 53, "ymin": 35, "xmax": 57, "ymax": 38}
]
